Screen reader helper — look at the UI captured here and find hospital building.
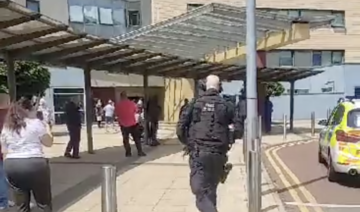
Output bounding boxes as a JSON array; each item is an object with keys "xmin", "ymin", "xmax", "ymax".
[{"xmin": 12, "ymin": 0, "xmax": 360, "ymax": 122}]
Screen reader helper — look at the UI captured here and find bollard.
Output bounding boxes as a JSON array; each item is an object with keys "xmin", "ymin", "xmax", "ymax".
[
  {"xmin": 253, "ymin": 138, "xmax": 262, "ymax": 212},
  {"xmin": 283, "ymin": 114, "xmax": 287, "ymax": 141},
  {"xmin": 257, "ymin": 116, "xmax": 262, "ymax": 139},
  {"xmin": 247, "ymin": 149, "xmax": 255, "ymax": 212},
  {"xmin": 102, "ymin": 165, "xmax": 117, "ymax": 212},
  {"xmin": 311, "ymin": 112, "xmax": 315, "ymax": 137},
  {"xmin": 247, "ymin": 118, "xmax": 262, "ymax": 212},
  {"xmin": 247, "ymin": 141, "xmax": 261, "ymax": 212},
  {"xmin": 243, "ymin": 119, "xmax": 248, "ymax": 163}
]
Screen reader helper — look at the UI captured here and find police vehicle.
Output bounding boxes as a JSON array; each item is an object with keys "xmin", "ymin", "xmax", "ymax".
[{"xmin": 318, "ymin": 97, "xmax": 360, "ymax": 182}]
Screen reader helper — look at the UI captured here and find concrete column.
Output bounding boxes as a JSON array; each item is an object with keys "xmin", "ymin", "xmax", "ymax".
[
  {"xmin": 5, "ymin": 53, "xmax": 16, "ymax": 101},
  {"xmin": 84, "ymin": 66, "xmax": 94, "ymax": 154},
  {"xmin": 289, "ymin": 81, "xmax": 295, "ymax": 131}
]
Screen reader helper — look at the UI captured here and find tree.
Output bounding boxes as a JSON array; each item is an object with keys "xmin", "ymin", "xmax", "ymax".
[
  {"xmin": 264, "ymin": 81, "xmax": 285, "ymax": 97},
  {"xmin": 0, "ymin": 61, "xmax": 51, "ymax": 99}
]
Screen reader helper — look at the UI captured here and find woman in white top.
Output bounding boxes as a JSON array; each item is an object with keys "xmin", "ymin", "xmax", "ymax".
[{"xmin": 1, "ymin": 98, "xmax": 53, "ymax": 212}]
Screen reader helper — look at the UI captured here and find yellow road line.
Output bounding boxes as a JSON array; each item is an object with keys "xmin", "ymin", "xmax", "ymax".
[
  {"xmin": 265, "ymin": 146, "xmax": 309, "ymax": 212},
  {"xmin": 272, "ymin": 145, "xmax": 324, "ymax": 212}
]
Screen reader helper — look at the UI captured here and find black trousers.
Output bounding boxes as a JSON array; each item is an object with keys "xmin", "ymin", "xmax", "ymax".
[
  {"xmin": 65, "ymin": 125, "xmax": 81, "ymax": 156},
  {"xmin": 148, "ymin": 121, "xmax": 159, "ymax": 140},
  {"xmin": 189, "ymin": 152, "xmax": 227, "ymax": 212},
  {"xmin": 4, "ymin": 158, "xmax": 52, "ymax": 212},
  {"xmin": 120, "ymin": 124, "xmax": 143, "ymax": 154}
]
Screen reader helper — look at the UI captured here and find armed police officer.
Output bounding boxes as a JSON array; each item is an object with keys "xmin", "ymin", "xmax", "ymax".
[{"xmin": 176, "ymin": 74, "xmax": 237, "ymax": 212}]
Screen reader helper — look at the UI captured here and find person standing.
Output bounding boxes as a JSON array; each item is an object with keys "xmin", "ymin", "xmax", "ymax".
[
  {"xmin": 37, "ymin": 98, "xmax": 54, "ymax": 131},
  {"xmin": 147, "ymin": 97, "xmax": 161, "ymax": 146},
  {"xmin": 115, "ymin": 91, "xmax": 146, "ymax": 157},
  {"xmin": 176, "ymin": 75, "xmax": 237, "ymax": 212},
  {"xmin": 1, "ymin": 97, "xmax": 54, "ymax": 212},
  {"xmin": 64, "ymin": 100, "xmax": 82, "ymax": 159},
  {"xmin": 179, "ymin": 98, "xmax": 189, "ymax": 118},
  {"xmin": 95, "ymin": 99, "xmax": 103, "ymax": 128},
  {"xmin": 103, "ymin": 100, "xmax": 115, "ymax": 133},
  {"xmin": 264, "ymin": 95, "xmax": 273, "ymax": 134}
]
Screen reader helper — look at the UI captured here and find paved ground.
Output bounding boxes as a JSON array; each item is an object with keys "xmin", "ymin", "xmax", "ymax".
[
  {"xmin": 264, "ymin": 138, "xmax": 360, "ymax": 212},
  {"xmin": 12, "ymin": 124, "xmax": 306, "ymax": 212}
]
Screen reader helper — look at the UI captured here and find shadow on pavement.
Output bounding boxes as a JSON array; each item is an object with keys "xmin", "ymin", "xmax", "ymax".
[
  {"xmin": 49, "ymin": 138, "xmax": 183, "ymax": 212},
  {"xmin": 336, "ymin": 175, "xmax": 360, "ymax": 188},
  {"xmin": 262, "ymin": 175, "xmax": 327, "ymax": 197}
]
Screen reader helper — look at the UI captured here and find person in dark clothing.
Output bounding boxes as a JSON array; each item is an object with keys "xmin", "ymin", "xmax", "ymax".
[
  {"xmin": 235, "ymin": 94, "xmax": 246, "ymax": 139},
  {"xmin": 146, "ymin": 97, "xmax": 161, "ymax": 146},
  {"xmin": 179, "ymin": 98, "xmax": 189, "ymax": 118},
  {"xmin": 176, "ymin": 75, "xmax": 238, "ymax": 212},
  {"xmin": 264, "ymin": 95, "xmax": 273, "ymax": 133},
  {"xmin": 64, "ymin": 101, "xmax": 82, "ymax": 159}
]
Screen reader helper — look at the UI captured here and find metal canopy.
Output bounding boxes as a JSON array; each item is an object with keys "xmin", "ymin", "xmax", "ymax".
[
  {"xmin": 0, "ymin": 0, "xmax": 329, "ymax": 81},
  {"xmin": 112, "ymin": 3, "xmax": 333, "ymax": 60},
  {"xmin": 218, "ymin": 67, "xmax": 323, "ymax": 82}
]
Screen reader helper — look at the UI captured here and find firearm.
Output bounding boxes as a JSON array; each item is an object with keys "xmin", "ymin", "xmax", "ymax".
[
  {"xmin": 220, "ymin": 162, "xmax": 233, "ymax": 184},
  {"xmin": 182, "ymin": 145, "xmax": 191, "ymax": 157}
]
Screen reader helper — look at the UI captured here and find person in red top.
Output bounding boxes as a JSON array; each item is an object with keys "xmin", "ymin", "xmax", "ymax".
[{"xmin": 115, "ymin": 91, "xmax": 146, "ymax": 157}]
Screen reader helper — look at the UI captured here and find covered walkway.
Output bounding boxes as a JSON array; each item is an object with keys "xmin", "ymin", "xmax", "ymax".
[{"xmin": 0, "ymin": 0, "xmax": 332, "ymax": 152}]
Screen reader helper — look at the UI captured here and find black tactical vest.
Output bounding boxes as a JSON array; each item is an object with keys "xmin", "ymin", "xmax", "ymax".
[{"xmin": 189, "ymin": 93, "xmax": 230, "ymax": 149}]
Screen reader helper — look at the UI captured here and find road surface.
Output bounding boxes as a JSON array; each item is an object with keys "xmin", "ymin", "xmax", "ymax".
[{"xmin": 264, "ymin": 140, "xmax": 360, "ymax": 212}]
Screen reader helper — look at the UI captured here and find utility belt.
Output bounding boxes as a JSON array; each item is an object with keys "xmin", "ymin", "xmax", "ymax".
[{"xmin": 184, "ymin": 143, "xmax": 227, "ymax": 157}]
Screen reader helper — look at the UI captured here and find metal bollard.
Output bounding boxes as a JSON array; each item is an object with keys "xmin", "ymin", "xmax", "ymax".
[
  {"xmin": 102, "ymin": 165, "xmax": 117, "ymax": 212},
  {"xmin": 243, "ymin": 119, "xmax": 248, "ymax": 163},
  {"xmin": 283, "ymin": 114, "xmax": 287, "ymax": 141},
  {"xmin": 257, "ymin": 116, "xmax": 262, "ymax": 139},
  {"xmin": 247, "ymin": 149, "xmax": 255, "ymax": 212},
  {"xmin": 311, "ymin": 112, "xmax": 315, "ymax": 137},
  {"xmin": 247, "ymin": 139, "xmax": 261, "ymax": 212}
]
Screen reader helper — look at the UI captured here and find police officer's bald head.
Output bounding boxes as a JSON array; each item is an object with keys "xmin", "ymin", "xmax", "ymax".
[{"xmin": 206, "ymin": 75, "xmax": 220, "ymax": 91}]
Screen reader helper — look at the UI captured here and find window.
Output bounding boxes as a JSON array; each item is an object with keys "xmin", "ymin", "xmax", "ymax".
[
  {"xmin": 113, "ymin": 9, "xmax": 126, "ymax": 25},
  {"xmin": 69, "ymin": 5, "xmax": 84, "ymax": 23},
  {"xmin": 279, "ymin": 51, "xmax": 294, "ymax": 66},
  {"xmin": 331, "ymin": 11, "xmax": 345, "ymax": 28},
  {"xmin": 295, "ymin": 89, "xmax": 309, "ymax": 95},
  {"xmin": 127, "ymin": 10, "xmax": 140, "ymax": 27},
  {"xmin": 187, "ymin": 3, "xmax": 204, "ymax": 11},
  {"xmin": 321, "ymin": 87, "xmax": 333, "ymax": 93},
  {"xmin": 83, "ymin": 6, "xmax": 99, "ymax": 24},
  {"xmin": 287, "ymin": 10, "xmax": 301, "ymax": 18},
  {"xmin": 99, "ymin": 8, "xmax": 113, "ymax": 25},
  {"xmin": 332, "ymin": 51, "xmax": 344, "ymax": 64},
  {"xmin": 311, "ymin": 50, "xmax": 344, "ymax": 66},
  {"xmin": 287, "ymin": 89, "xmax": 309, "ymax": 95},
  {"xmin": 312, "ymin": 51, "xmax": 322, "ymax": 66},
  {"xmin": 26, "ymin": 0, "xmax": 40, "ymax": 12},
  {"xmin": 330, "ymin": 105, "xmax": 344, "ymax": 125},
  {"xmin": 347, "ymin": 109, "xmax": 360, "ymax": 128},
  {"xmin": 260, "ymin": 8, "xmax": 345, "ymax": 29}
]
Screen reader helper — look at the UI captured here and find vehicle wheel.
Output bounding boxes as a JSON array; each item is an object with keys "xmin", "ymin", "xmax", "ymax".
[
  {"xmin": 318, "ymin": 145, "xmax": 326, "ymax": 164},
  {"xmin": 327, "ymin": 155, "xmax": 339, "ymax": 182}
]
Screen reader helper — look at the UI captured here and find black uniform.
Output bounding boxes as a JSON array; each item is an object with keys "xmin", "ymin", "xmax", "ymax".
[
  {"xmin": 176, "ymin": 88, "xmax": 236, "ymax": 212},
  {"xmin": 64, "ymin": 101, "xmax": 82, "ymax": 158}
]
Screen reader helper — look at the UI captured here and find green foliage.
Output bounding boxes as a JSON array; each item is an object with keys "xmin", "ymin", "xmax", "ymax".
[
  {"xmin": 0, "ymin": 61, "xmax": 50, "ymax": 99},
  {"xmin": 264, "ymin": 81, "xmax": 285, "ymax": 97}
]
